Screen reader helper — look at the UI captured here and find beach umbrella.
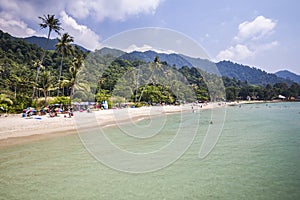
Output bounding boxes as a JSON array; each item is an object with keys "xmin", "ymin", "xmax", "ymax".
[
  {"xmin": 55, "ymin": 108, "xmax": 63, "ymax": 112},
  {"xmin": 25, "ymin": 107, "xmax": 35, "ymax": 112}
]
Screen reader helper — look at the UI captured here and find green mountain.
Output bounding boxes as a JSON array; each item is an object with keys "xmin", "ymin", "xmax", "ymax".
[
  {"xmin": 216, "ymin": 61, "xmax": 294, "ymax": 86},
  {"xmin": 1, "ymin": 30, "xmax": 300, "ymax": 112},
  {"xmin": 23, "ymin": 36, "xmax": 89, "ymax": 52},
  {"xmin": 23, "ymin": 36, "xmax": 58, "ymax": 50},
  {"xmin": 275, "ymin": 70, "xmax": 300, "ymax": 84},
  {"xmin": 0, "ymin": 30, "xmax": 43, "ymax": 65},
  {"xmin": 122, "ymin": 50, "xmax": 293, "ymax": 86}
]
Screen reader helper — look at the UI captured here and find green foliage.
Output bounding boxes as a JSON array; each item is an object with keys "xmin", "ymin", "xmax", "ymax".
[
  {"xmin": 217, "ymin": 61, "xmax": 294, "ymax": 86},
  {"xmin": 134, "ymin": 102, "xmax": 148, "ymax": 108},
  {"xmin": 95, "ymin": 89, "xmax": 111, "ymax": 102},
  {"xmin": 0, "ymin": 94, "xmax": 13, "ymax": 113},
  {"xmin": 1, "ymin": 28, "xmax": 300, "ymax": 113},
  {"xmin": 135, "ymin": 84, "xmax": 176, "ymax": 104},
  {"xmin": 178, "ymin": 66, "xmax": 211, "ymax": 101},
  {"xmin": 49, "ymin": 96, "xmax": 70, "ymax": 105}
]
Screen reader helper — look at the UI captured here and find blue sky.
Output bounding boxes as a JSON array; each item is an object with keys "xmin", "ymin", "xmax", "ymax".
[{"xmin": 0, "ymin": 0, "xmax": 299, "ymax": 74}]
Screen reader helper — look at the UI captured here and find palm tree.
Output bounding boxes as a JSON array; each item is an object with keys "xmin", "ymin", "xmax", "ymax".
[
  {"xmin": 69, "ymin": 54, "xmax": 84, "ymax": 100},
  {"xmin": 56, "ymin": 33, "xmax": 74, "ymax": 96},
  {"xmin": 38, "ymin": 70, "xmax": 55, "ymax": 106},
  {"xmin": 39, "ymin": 14, "xmax": 63, "ymax": 61},
  {"xmin": 0, "ymin": 94, "xmax": 13, "ymax": 114},
  {"xmin": 138, "ymin": 56, "xmax": 162, "ymax": 102},
  {"xmin": 32, "ymin": 14, "xmax": 63, "ymax": 100}
]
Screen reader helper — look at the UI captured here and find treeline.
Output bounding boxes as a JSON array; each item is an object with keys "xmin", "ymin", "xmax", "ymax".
[
  {"xmin": 223, "ymin": 77, "xmax": 300, "ymax": 101},
  {"xmin": 1, "ymin": 15, "xmax": 300, "ymax": 113},
  {"xmin": 0, "ymin": 15, "xmax": 86, "ymax": 113},
  {"xmin": 217, "ymin": 60, "xmax": 294, "ymax": 85},
  {"xmin": 82, "ymin": 54, "xmax": 300, "ymax": 105}
]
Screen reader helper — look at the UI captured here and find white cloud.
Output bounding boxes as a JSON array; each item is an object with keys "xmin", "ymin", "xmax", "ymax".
[
  {"xmin": 0, "ymin": 0, "xmax": 163, "ymax": 49},
  {"xmin": 216, "ymin": 44, "xmax": 254, "ymax": 61},
  {"xmin": 234, "ymin": 15, "xmax": 276, "ymax": 42},
  {"xmin": 0, "ymin": 12, "xmax": 36, "ymax": 37},
  {"xmin": 216, "ymin": 41, "xmax": 279, "ymax": 62},
  {"xmin": 60, "ymin": 11, "xmax": 101, "ymax": 50},
  {"xmin": 216, "ymin": 15, "xmax": 278, "ymax": 62},
  {"xmin": 65, "ymin": 0, "xmax": 91, "ymax": 19},
  {"xmin": 255, "ymin": 41, "xmax": 279, "ymax": 53},
  {"xmin": 66, "ymin": 0, "xmax": 162, "ymax": 21},
  {"xmin": 124, "ymin": 44, "xmax": 177, "ymax": 54}
]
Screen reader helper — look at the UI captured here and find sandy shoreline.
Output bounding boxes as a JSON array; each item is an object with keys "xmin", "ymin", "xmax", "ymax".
[{"xmin": 0, "ymin": 101, "xmax": 271, "ymax": 148}]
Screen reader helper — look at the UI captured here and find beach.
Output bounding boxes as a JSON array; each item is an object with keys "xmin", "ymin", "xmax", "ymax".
[
  {"xmin": 0, "ymin": 101, "xmax": 270, "ymax": 148},
  {"xmin": 0, "ymin": 103, "xmax": 222, "ymax": 148}
]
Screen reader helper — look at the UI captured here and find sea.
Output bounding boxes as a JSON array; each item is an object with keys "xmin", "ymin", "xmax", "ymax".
[{"xmin": 0, "ymin": 102, "xmax": 299, "ymax": 200}]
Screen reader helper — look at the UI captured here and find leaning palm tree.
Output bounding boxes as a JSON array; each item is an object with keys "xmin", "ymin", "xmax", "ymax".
[
  {"xmin": 56, "ymin": 33, "xmax": 74, "ymax": 96},
  {"xmin": 32, "ymin": 14, "xmax": 63, "ymax": 100}
]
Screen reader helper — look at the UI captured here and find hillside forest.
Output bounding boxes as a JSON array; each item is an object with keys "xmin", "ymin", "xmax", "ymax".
[{"xmin": 1, "ymin": 15, "xmax": 300, "ymax": 113}]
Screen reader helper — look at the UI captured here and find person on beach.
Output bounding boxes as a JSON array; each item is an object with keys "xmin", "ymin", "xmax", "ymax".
[{"xmin": 68, "ymin": 108, "xmax": 73, "ymax": 118}]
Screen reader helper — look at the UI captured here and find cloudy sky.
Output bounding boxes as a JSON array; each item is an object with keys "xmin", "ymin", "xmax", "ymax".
[{"xmin": 0, "ymin": 0, "xmax": 299, "ymax": 74}]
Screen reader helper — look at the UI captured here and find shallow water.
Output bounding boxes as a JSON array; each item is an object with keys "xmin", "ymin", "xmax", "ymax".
[{"xmin": 0, "ymin": 102, "xmax": 299, "ymax": 199}]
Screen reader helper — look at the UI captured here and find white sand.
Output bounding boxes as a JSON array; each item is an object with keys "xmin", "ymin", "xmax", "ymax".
[{"xmin": 0, "ymin": 101, "xmax": 249, "ymax": 148}]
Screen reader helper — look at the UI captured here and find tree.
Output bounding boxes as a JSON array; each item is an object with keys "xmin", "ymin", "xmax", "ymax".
[
  {"xmin": 56, "ymin": 33, "xmax": 74, "ymax": 96},
  {"xmin": 0, "ymin": 94, "xmax": 13, "ymax": 113},
  {"xmin": 33, "ymin": 14, "xmax": 62, "ymax": 99},
  {"xmin": 289, "ymin": 83, "xmax": 300, "ymax": 97},
  {"xmin": 263, "ymin": 84, "xmax": 274, "ymax": 100},
  {"xmin": 69, "ymin": 54, "xmax": 84, "ymax": 100},
  {"xmin": 38, "ymin": 14, "xmax": 63, "ymax": 61},
  {"xmin": 274, "ymin": 82, "xmax": 289, "ymax": 97},
  {"xmin": 38, "ymin": 69, "xmax": 55, "ymax": 106},
  {"xmin": 226, "ymin": 86, "xmax": 237, "ymax": 101},
  {"xmin": 138, "ymin": 56, "xmax": 162, "ymax": 102}
]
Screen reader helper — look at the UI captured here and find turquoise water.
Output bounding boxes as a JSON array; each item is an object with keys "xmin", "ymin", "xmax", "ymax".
[{"xmin": 1, "ymin": 102, "xmax": 300, "ymax": 199}]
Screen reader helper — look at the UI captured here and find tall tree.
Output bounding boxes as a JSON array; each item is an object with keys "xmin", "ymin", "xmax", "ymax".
[
  {"xmin": 32, "ymin": 14, "xmax": 63, "ymax": 99},
  {"xmin": 138, "ymin": 56, "xmax": 162, "ymax": 102},
  {"xmin": 56, "ymin": 33, "xmax": 74, "ymax": 96},
  {"xmin": 69, "ymin": 54, "xmax": 84, "ymax": 100},
  {"xmin": 38, "ymin": 70, "xmax": 55, "ymax": 106}
]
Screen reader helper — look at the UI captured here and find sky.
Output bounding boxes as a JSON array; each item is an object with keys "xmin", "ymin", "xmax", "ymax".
[{"xmin": 0, "ymin": 0, "xmax": 299, "ymax": 74}]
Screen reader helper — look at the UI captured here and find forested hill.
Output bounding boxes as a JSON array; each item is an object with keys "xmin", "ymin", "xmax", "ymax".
[
  {"xmin": 24, "ymin": 36, "xmax": 58, "ymax": 51},
  {"xmin": 275, "ymin": 70, "xmax": 300, "ymax": 84},
  {"xmin": 1, "ymin": 29, "xmax": 300, "ymax": 112},
  {"xmin": 23, "ymin": 36, "xmax": 89, "ymax": 52},
  {"xmin": 216, "ymin": 61, "xmax": 294, "ymax": 86},
  {"xmin": 120, "ymin": 50, "xmax": 193, "ymax": 68},
  {"xmin": 0, "ymin": 29, "xmax": 295, "ymax": 86},
  {"xmin": 0, "ymin": 30, "xmax": 43, "ymax": 65},
  {"xmin": 122, "ymin": 49, "xmax": 294, "ymax": 86}
]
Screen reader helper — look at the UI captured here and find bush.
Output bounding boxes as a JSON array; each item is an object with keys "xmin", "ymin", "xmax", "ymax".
[{"xmin": 49, "ymin": 96, "xmax": 70, "ymax": 105}]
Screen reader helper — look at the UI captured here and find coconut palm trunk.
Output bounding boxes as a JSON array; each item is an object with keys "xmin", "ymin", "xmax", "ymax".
[
  {"xmin": 138, "ymin": 56, "xmax": 161, "ymax": 102},
  {"xmin": 32, "ymin": 14, "xmax": 62, "ymax": 100},
  {"xmin": 56, "ymin": 33, "xmax": 74, "ymax": 96}
]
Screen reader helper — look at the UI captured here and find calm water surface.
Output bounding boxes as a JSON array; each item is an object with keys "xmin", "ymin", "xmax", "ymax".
[{"xmin": 0, "ymin": 102, "xmax": 299, "ymax": 199}]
